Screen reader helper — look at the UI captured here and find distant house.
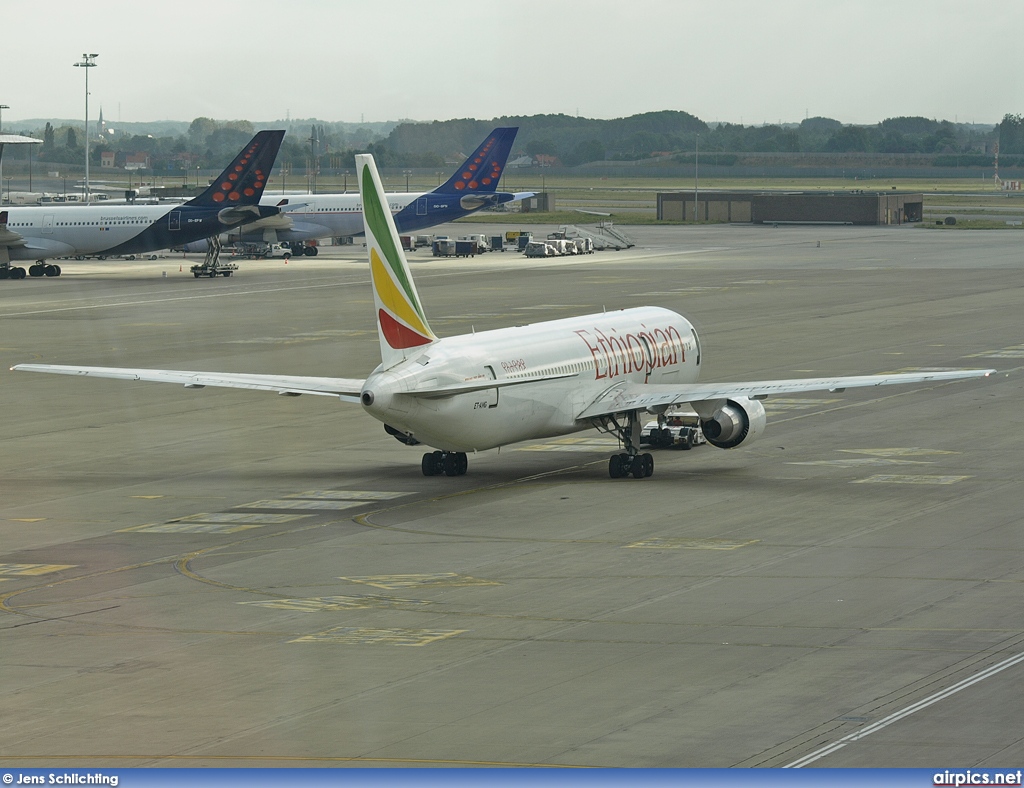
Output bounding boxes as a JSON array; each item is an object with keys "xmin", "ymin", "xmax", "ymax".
[
  {"xmin": 124, "ymin": 152, "xmax": 150, "ymax": 171},
  {"xmin": 534, "ymin": 154, "xmax": 560, "ymax": 167},
  {"xmin": 100, "ymin": 151, "xmax": 115, "ymax": 169}
]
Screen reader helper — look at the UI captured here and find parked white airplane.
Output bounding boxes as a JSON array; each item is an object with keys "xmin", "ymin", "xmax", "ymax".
[
  {"xmin": 0, "ymin": 131, "xmax": 285, "ymax": 279},
  {"xmin": 176, "ymin": 127, "xmax": 529, "ymax": 256},
  {"xmin": 12, "ymin": 155, "xmax": 996, "ymax": 479}
]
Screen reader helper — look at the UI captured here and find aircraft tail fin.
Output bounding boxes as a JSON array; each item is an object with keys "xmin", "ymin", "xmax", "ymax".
[
  {"xmin": 357, "ymin": 154, "xmax": 437, "ymax": 370},
  {"xmin": 435, "ymin": 127, "xmax": 517, "ymax": 195},
  {"xmin": 184, "ymin": 130, "xmax": 285, "ymax": 209}
]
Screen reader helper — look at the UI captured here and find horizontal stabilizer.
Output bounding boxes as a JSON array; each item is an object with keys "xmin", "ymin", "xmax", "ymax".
[{"xmin": 11, "ymin": 364, "xmax": 365, "ymax": 400}]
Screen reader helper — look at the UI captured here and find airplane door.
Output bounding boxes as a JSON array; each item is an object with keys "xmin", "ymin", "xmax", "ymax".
[
  {"xmin": 638, "ymin": 335, "xmax": 656, "ymax": 383},
  {"xmin": 168, "ymin": 210, "xmax": 181, "ymax": 231},
  {"xmin": 417, "ymin": 197, "xmax": 427, "ymax": 216},
  {"xmin": 483, "ymin": 365, "xmax": 499, "ymax": 408},
  {"xmin": 42, "ymin": 214, "xmax": 54, "ymax": 234}
]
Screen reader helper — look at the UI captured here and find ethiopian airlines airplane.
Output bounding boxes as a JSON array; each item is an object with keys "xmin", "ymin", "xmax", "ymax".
[
  {"xmin": 0, "ymin": 130, "xmax": 285, "ymax": 279},
  {"xmin": 12, "ymin": 155, "xmax": 996, "ymax": 480},
  {"xmin": 176, "ymin": 127, "xmax": 528, "ymax": 254}
]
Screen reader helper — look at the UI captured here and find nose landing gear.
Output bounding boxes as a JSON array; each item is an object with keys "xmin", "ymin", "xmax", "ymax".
[{"xmin": 421, "ymin": 450, "xmax": 468, "ymax": 477}]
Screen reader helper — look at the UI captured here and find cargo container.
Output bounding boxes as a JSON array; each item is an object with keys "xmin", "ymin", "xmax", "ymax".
[
  {"xmin": 432, "ymin": 239, "xmax": 456, "ymax": 257},
  {"xmin": 455, "ymin": 240, "xmax": 479, "ymax": 258},
  {"xmin": 524, "ymin": 241, "xmax": 554, "ymax": 258}
]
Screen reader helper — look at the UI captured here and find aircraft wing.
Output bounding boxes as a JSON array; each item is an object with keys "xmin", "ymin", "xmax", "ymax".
[
  {"xmin": 575, "ymin": 369, "xmax": 996, "ymax": 420},
  {"xmin": 11, "ymin": 364, "xmax": 365, "ymax": 402},
  {"xmin": 0, "ymin": 211, "xmax": 28, "ymax": 249}
]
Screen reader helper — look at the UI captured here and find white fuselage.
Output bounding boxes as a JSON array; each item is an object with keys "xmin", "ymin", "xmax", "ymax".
[
  {"xmin": 250, "ymin": 190, "xmax": 453, "ymax": 242},
  {"xmin": 360, "ymin": 306, "xmax": 701, "ymax": 452},
  {"xmin": 2, "ymin": 204, "xmax": 173, "ymax": 259}
]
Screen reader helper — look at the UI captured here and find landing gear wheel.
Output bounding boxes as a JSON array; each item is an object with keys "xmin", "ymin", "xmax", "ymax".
[
  {"xmin": 304, "ymin": 246, "xmax": 318, "ymax": 257},
  {"xmin": 12, "ymin": 267, "xmax": 26, "ymax": 279},
  {"xmin": 638, "ymin": 453, "xmax": 654, "ymax": 478},
  {"xmin": 423, "ymin": 451, "xmax": 468, "ymax": 477},
  {"xmin": 29, "ymin": 264, "xmax": 45, "ymax": 277},
  {"xmin": 0, "ymin": 268, "xmax": 8, "ymax": 280},
  {"xmin": 609, "ymin": 454, "xmax": 624, "ymax": 478},
  {"xmin": 44, "ymin": 264, "xmax": 59, "ymax": 277}
]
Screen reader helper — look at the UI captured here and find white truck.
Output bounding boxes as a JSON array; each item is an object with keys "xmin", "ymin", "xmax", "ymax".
[{"xmin": 641, "ymin": 409, "xmax": 707, "ymax": 450}]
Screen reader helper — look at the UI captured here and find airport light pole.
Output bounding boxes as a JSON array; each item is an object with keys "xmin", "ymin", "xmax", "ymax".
[
  {"xmin": 0, "ymin": 104, "xmax": 9, "ymax": 205},
  {"xmin": 694, "ymin": 133, "xmax": 699, "ymax": 222},
  {"xmin": 73, "ymin": 53, "xmax": 98, "ymax": 203}
]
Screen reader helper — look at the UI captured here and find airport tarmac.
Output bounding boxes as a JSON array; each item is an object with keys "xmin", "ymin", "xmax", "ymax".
[{"xmin": 0, "ymin": 223, "xmax": 1021, "ymax": 768}]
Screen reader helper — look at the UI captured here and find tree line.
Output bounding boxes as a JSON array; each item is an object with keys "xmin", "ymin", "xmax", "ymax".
[{"xmin": 3, "ymin": 111, "xmax": 1017, "ymax": 173}]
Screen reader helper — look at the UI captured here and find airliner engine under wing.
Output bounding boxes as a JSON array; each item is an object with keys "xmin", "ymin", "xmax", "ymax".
[
  {"xmin": 12, "ymin": 154, "xmax": 996, "ymax": 480},
  {"xmin": 183, "ymin": 127, "xmax": 529, "ymax": 253},
  {"xmin": 0, "ymin": 130, "xmax": 285, "ymax": 279}
]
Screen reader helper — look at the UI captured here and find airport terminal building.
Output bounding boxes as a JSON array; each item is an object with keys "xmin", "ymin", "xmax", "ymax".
[{"xmin": 657, "ymin": 190, "xmax": 924, "ymax": 225}]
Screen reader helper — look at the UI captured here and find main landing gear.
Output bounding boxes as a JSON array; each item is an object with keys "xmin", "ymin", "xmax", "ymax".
[
  {"xmin": 595, "ymin": 410, "xmax": 655, "ymax": 480},
  {"xmin": 2, "ymin": 261, "xmax": 62, "ymax": 279},
  {"xmin": 608, "ymin": 451, "xmax": 654, "ymax": 479},
  {"xmin": 28, "ymin": 262, "xmax": 61, "ymax": 277},
  {"xmin": 421, "ymin": 450, "xmax": 468, "ymax": 477}
]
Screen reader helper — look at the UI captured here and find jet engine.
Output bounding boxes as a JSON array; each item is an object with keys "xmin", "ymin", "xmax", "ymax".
[{"xmin": 698, "ymin": 396, "xmax": 766, "ymax": 449}]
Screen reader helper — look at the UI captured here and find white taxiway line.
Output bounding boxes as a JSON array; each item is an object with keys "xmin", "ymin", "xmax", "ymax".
[{"xmin": 785, "ymin": 651, "xmax": 1024, "ymax": 767}]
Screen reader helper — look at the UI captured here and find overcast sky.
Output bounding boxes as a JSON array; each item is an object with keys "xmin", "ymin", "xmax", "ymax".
[{"xmin": 2, "ymin": 0, "xmax": 1020, "ymax": 129}]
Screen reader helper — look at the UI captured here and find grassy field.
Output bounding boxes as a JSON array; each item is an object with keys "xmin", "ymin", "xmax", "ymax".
[
  {"xmin": 269, "ymin": 172, "xmax": 1024, "ymax": 228},
  {"xmin": 457, "ymin": 174, "xmax": 1024, "ymax": 227}
]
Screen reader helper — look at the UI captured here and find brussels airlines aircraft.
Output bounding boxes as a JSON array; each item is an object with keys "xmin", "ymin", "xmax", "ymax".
[
  {"xmin": 12, "ymin": 154, "xmax": 996, "ymax": 480},
  {"xmin": 0, "ymin": 130, "xmax": 285, "ymax": 279},
  {"xmin": 177, "ymin": 127, "xmax": 528, "ymax": 254}
]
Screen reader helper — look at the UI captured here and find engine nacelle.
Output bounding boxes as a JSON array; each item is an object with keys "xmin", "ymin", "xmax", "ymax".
[{"xmin": 699, "ymin": 396, "xmax": 766, "ymax": 449}]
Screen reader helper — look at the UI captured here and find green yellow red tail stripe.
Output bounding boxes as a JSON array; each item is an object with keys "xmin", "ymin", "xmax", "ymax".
[{"xmin": 357, "ymin": 154, "xmax": 436, "ymax": 368}]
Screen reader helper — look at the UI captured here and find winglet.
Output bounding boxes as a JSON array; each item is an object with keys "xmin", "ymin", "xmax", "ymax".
[
  {"xmin": 435, "ymin": 128, "xmax": 517, "ymax": 195},
  {"xmin": 357, "ymin": 154, "xmax": 437, "ymax": 370},
  {"xmin": 185, "ymin": 130, "xmax": 285, "ymax": 209}
]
